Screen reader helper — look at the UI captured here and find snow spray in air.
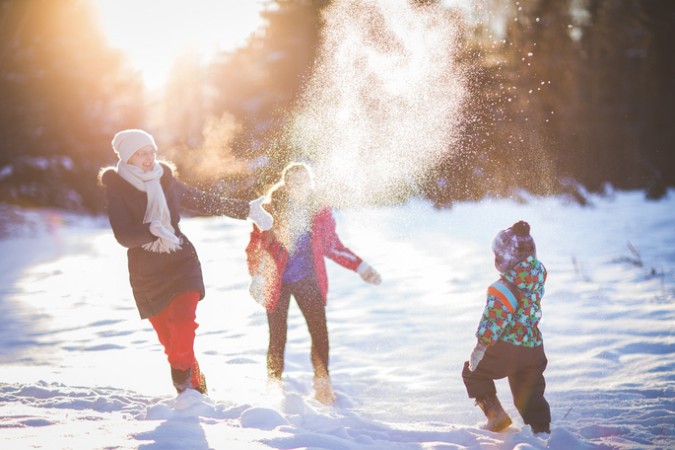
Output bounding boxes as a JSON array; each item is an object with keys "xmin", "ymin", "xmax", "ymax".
[{"xmin": 288, "ymin": 0, "xmax": 467, "ymax": 206}]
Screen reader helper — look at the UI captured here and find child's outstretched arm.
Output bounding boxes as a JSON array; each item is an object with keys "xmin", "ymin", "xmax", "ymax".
[{"xmin": 357, "ymin": 262, "xmax": 382, "ymax": 285}]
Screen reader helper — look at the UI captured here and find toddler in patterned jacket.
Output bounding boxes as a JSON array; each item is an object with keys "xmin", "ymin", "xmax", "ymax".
[{"xmin": 461, "ymin": 220, "xmax": 551, "ymax": 435}]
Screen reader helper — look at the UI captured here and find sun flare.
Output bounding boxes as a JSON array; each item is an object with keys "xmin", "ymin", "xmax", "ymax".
[{"xmin": 93, "ymin": 0, "xmax": 266, "ymax": 90}]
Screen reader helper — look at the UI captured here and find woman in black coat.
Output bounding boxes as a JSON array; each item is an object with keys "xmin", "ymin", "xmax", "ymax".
[{"xmin": 98, "ymin": 129, "xmax": 272, "ymax": 395}]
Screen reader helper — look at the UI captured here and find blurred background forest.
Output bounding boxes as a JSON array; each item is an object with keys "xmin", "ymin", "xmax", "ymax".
[{"xmin": 0, "ymin": 0, "xmax": 673, "ymax": 214}]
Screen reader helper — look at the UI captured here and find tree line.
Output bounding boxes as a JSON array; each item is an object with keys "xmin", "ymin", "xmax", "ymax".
[{"xmin": 0, "ymin": 0, "xmax": 672, "ymax": 214}]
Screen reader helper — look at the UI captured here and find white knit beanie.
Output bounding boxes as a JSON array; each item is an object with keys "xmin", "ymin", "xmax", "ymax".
[{"xmin": 112, "ymin": 129, "xmax": 157, "ymax": 163}]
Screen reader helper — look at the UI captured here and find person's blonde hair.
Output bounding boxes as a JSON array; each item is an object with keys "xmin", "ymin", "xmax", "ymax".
[
  {"xmin": 266, "ymin": 162, "xmax": 314, "ymax": 198},
  {"xmin": 265, "ymin": 162, "xmax": 315, "ymax": 209}
]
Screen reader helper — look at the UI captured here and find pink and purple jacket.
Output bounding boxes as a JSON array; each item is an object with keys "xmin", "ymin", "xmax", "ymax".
[{"xmin": 245, "ymin": 208, "xmax": 362, "ymax": 312}]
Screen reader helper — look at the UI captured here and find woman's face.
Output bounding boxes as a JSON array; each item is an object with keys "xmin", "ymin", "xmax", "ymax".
[
  {"xmin": 127, "ymin": 145, "xmax": 157, "ymax": 172},
  {"xmin": 285, "ymin": 169, "xmax": 312, "ymax": 203}
]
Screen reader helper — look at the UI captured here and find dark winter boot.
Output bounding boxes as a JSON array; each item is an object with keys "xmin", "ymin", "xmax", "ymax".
[
  {"xmin": 475, "ymin": 393, "xmax": 512, "ymax": 432},
  {"xmin": 171, "ymin": 367, "xmax": 192, "ymax": 394},
  {"xmin": 190, "ymin": 359, "xmax": 208, "ymax": 395},
  {"xmin": 530, "ymin": 422, "xmax": 550, "ymax": 435},
  {"xmin": 171, "ymin": 362, "xmax": 208, "ymax": 395}
]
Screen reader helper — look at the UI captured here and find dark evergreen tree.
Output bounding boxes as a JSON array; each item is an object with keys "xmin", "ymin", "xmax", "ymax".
[
  {"xmin": 0, "ymin": 0, "xmax": 144, "ymax": 211},
  {"xmin": 206, "ymin": 0, "xmax": 330, "ymax": 192}
]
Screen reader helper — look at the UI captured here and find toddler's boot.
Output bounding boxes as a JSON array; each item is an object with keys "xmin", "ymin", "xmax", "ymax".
[
  {"xmin": 475, "ymin": 393, "xmax": 512, "ymax": 432},
  {"xmin": 531, "ymin": 422, "xmax": 551, "ymax": 435}
]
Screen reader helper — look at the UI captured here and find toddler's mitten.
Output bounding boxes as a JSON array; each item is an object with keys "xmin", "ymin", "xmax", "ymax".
[
  {"xmin": 248, "ymin": 196, "xmax": 273, "ymax": 231},
  {"xmin": 468, "ymin": 342, "xmax": 488, "ymax": 372},
  {"xmin": 357, "ymin": 262, "xmax": 382, "ymax": 285}
]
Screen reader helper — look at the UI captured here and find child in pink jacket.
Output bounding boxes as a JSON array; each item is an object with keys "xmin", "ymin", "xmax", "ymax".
[{"xmin": 246, "ymin": 162, "xmax": 381, "ymax": 404}]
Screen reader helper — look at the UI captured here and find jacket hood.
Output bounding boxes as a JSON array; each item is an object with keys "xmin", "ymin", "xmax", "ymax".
[
  {"xmin": 501, "ymin": 256, "xmax": 546, "ymax": 295},
  {"xmin": 98, "ymin": 167, "xmax": 117, "ymax": 187}
]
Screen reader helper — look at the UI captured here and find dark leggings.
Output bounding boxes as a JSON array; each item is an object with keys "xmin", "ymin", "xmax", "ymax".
[
  {"xmin": 267, "ymin": 276, "xmax": 329, "ymax": 380},
  {"xmin": 462, "ymin": 341, "xmax": 551, "ymax": 427}
]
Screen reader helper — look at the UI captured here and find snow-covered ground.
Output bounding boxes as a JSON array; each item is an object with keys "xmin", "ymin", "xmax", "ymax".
[{"xmin": 0, "ymin": 191, "xmax": 673, "ymax": 449}]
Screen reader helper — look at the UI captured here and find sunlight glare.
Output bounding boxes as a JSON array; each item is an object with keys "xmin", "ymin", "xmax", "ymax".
[{"xmin": 93, "ymin": 0, "xmax": 266, "ymax": 89}]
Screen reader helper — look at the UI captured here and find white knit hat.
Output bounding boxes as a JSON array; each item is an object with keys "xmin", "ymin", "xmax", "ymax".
[{"xmin": 111, "ymin": 129, "xmax": 157, "ymax": 163}]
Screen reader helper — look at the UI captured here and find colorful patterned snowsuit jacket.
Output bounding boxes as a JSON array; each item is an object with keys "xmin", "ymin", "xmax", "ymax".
[{"xmin": 475, "ymin": 256, "xmax": 547, "ymax": 347}]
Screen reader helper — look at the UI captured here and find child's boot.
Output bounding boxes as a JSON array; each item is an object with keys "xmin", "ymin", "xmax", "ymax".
[
  {"xmin": 475, "ymin": 393, "xmax": 512, "ymax": 432},
  {"xmin": 313, "ymin": 375, "xmax": 336, "ymax": 405},
  {"xmin": 531, "ymin": 422, "xmax": 550, "ymax": 435}
]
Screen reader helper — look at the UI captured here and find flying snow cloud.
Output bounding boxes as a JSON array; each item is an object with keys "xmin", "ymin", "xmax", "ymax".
[{"xmin": 288, "ymin": 0, "xmax": 467, "ymax": 206}]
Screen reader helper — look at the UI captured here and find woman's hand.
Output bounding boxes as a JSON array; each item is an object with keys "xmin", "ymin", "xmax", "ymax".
[{"xmin": 357, "ymin": 262, "xmax": 382, "ymax": 285}]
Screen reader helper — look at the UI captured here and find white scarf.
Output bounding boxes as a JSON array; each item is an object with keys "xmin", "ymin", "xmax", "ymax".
[{"xmin": 116, "ymin": 161, "xmax": 181, "ymax": 253}]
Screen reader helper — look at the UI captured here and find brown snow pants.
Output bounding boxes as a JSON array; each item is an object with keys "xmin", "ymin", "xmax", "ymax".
[{"xmin": 462, "ymin": 340, "xmax": 551, "ymax": 427}]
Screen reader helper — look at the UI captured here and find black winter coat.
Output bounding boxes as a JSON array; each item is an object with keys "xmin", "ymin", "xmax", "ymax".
[{"xmin": 99, "ymin": 163, "xmax": 249, "ymax": 319}]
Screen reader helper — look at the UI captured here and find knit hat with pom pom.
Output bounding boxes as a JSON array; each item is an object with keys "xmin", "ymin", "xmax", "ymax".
[{"xmin": 491, "ymin": 220, "xmax": 537, "ymax": 272}]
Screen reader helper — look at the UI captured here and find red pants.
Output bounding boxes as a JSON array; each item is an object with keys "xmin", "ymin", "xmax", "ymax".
[{"xmin": 149, "ymin": 291, "xmax": 200, "ymax": 372}]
